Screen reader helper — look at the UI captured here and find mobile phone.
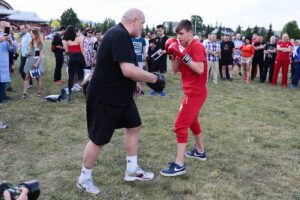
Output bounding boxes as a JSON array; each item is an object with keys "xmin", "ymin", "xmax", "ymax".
[
  {"xmin": 4, "ymin": 27, "xmax": 10, "ymax": 35},
  {"xmin": 35, "ymin": 50, "xmax": 40, "ymax": 57}
]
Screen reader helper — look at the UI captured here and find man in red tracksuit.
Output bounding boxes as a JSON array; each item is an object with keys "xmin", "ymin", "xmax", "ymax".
[
  {"xmin": 272, "ymin": 33, "xmax": 293, "ymax": 88},
  {"xmin": 160, "ymin": 19, "xmax": 208, "ymax": 177}
]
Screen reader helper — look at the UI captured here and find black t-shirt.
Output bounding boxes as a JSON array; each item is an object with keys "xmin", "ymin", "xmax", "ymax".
[
  {"xmin": 52, "ymin": 33, "xmax": 64, "ymax": 53},
  {"xmin": 264, "ymin": 43, "xmax": 277, "ymax": 59},
  {"xmin": 153, "ymin": 35, "xmax": 168, "ymax": 62},
  {"xmin": 254, "ymin": 41, "xmax": 266, "ymax": 58},
  {"xmin": 94, "ymin": 41, "xmax": 101, "ymax": 52},
  {"xmin": 87, "ymin": 23, "xmax": 137, "ymax": 105},
  {"xmin": 221, "ymin": 41, "xmax": 234, "ymax": 59}
]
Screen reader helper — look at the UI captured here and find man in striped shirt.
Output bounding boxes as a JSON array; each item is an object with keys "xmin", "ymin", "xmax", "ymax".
[{"xmin": 205, "ymin": 34, "xmax": 221, "ymax": 84}]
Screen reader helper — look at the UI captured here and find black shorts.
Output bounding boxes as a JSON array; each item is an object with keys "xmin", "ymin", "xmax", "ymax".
[
  {"xmin": 86, "ymin": 98, "xmax": 141, "ymax": 145},
  {"xmin": 152, "ymin": 59, "xmax": 167, "ymax": 73},
  {"xmin": 221, "ymin": 58, "xmax": 233, "ymax": 66}
]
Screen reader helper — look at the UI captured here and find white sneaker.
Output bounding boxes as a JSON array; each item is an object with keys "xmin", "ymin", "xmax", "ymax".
[
  {"xmin": 0, "ymin": 122, "xmax": 8, "ymax": 129},
  {"xmin": 124, "ymin": 166, "xmax": 154, "ymax": 181},
  {"xmin": 71, "ymin": 86, "xmax": 80, "ymax": 92},
  {"xmin": 213, "ymin": 80, "xmax": 218, "ymax": 84},
  {"xmin": 74, "ymin": 83, "xmax": 82, "ymax": 89},
  {"xmin": 77, "ymin": 176, "xmax": 100, "ymax": 195}
]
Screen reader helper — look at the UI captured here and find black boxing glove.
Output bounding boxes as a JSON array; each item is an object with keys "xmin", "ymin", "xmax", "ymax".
[{"xmin": 147, "ymin": 72, "xmax": 165, "ymax": 93}]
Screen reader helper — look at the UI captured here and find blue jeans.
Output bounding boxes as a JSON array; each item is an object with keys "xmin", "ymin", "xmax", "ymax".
[
  {"xmin": 291, "ymin": 62, "xmax": 300, "ymax": 87},
  {"xmin": 0, "ymin": 82, "xmax": 6, "ymax": 103}
]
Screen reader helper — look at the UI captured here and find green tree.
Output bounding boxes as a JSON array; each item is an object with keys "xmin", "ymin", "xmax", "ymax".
[
  {"xmin": 258, "ymin": 27, "xmax": 267, "ymax": 39},
  {"xmin": 191, "ymin": 15, "xmax": 204, "ymax": 34},
  {"xmin": 95, "ymin": 22, "xmax": 102, "ymax": 32},
  {"xmin": 60, "ymin": 8, "xmax": 80, "ymax": 27},
  {"xmin": 204, "ymin": 24, "xmax": 214, "ymax": 37},
  {"xmin": 101, "ymin": 18, "xmax": 116, "ymax": 33},
  {"xmin": 236, "ymin": 25, "xmax": 242, "ymax": 34},
  {"xmin": 166, "ymin": 22, "xmax": 174, "ymax": 36},
  {"xmin": 145, "ymin": 24, "xmax": 150, "ymax": 33},
  {"xmin": 266, "ymin": 24, "xmax": 274, "ymax": 41},
  {"xmin": 217, "ymin": 26, "xmax": 222, "ymax": 40},
  {"xmin": 244, "ymin": 26, "xmax": 252, "ymax": 37},
  {"xmin": 282, "ymin": 20, "xmax": 300, "ymax": 39},
  {"xmin": 252, "ymin": 25, "xmax": 259, "ymax": 34}
]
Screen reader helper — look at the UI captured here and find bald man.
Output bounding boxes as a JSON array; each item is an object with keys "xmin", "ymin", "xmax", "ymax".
[
  {"xmin": 272, "ymin": 34, "xmax": 293, "ymax": 87},
  {"xmin": 77, "ymin": 8, "xmax": 158, "ymax": 195}
]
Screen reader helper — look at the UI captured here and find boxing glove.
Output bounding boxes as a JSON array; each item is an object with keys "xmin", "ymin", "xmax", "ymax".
[
  {"xmin": 146, "ymin": 73, "xmax": 165, "ymax": 93},
  {"xmin": 168, "ymin": 43, "xmax": 193, "ymax": 64},
  {"xmin": 165, "ymin": 38, "xmax": 178, "ymax": 54}
]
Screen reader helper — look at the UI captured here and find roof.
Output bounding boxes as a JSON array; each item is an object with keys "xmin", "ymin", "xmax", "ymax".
[
  {"xmin": 5, "ymin": 10, "xmax": 46, "ymax": 22},
  {"xmin": 0, "ymin": 8, "xmax": 13, "ymax": 16}
]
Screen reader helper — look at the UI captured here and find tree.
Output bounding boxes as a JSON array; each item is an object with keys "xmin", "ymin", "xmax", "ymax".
[
  {"xmin": 60, "ymin": 8, "xmax": 80, "ymax": 27},
  {"xmin": 101, "ymin": 18, "xmax": 116, "ymax": 33},
  {"xmin": 266, "ymin": 24, "xmax": 274, "ymax": 41},
  {"xmin": 204, "ymin": 24, "xmax": 214, "ymax": 37},
  {"xmin": 282, "ymin": 20, "xmax": 300, "ymax": 39},
  {"xmin": 252, "ymin": 25, "xmax": 259, "ymax": 34},
  {"xmin": 236, "ymin": 25, "xmax": 242, "ymax": 34},
  {"xmin": 217, "ymin": 26, "xmax": 222, "ymax": 40},
  {"xmin": 166, "ymin": 22, "xmax": 174, "ymax": 36},
  {"xmin": 244, "ymin": 26, "xmax": 252, "ymax": 37},
  {"xmin": 258, "ymin": 27, "xmax": 267, "ymax": 39},
  {"xmin": 145, "ymin": 24, "xmax": 150, "ymax": 33},
  {"xmin": 191, "ymin": 15, "xmax": 204, "ymax": 34}
]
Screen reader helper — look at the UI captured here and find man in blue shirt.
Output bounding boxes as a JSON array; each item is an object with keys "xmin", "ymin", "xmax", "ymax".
[
  {"xmin": 19, "ymin": 24, "xmax": 32, "ymax": 86},
  {"xmin": 131, "ymin": 35, "xmax": 146, "ymax": 69}
]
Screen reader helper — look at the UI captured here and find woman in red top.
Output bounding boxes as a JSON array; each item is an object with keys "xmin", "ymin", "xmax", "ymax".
[
  {"xmin": 240, "ymin": 36, "xmax": 255, "ymax": 83},
  {"xmin": 63, "ymin": 25, "xmax": 87, "ymax": 97},
  {"xmin": 272, "ymin": 33, "xmax": 293, "ymax": 88}
]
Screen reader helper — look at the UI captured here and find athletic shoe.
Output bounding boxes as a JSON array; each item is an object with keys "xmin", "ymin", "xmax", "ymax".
[
  {"xmin": 0, "ymin": 122, "xmax": 8, "ymax": 129},
  {"xmin": 185, "ymin": 149, "xmax": 207, "ymax": 161},
  {"xmin": 160, "ymin": 162, "xmax": 186, "ymax": 177},
  {"xmin": 74, "ymin": 83, "xmax": 82, "ymax": 89},
  {"xmin": 289, "ymin": 83, "xmax": 297, "ymax": 89},
  {"xmin": 213, "ymin": 80, "xmax": 218, "ymax": 84},
  {"xmin": 160, "ymin": 90, "xmax": 166, "ymax": 97},
  {"xmin": 149, "ymin": 90, "xmax": 157, "ymax": 96},
  {"xmin": 77, "ymin": 176, "xmax": 100, "ymax": 195},
  {"xmin": 124, "ymin": 166, "xmax": 154, "ymax": 181}
]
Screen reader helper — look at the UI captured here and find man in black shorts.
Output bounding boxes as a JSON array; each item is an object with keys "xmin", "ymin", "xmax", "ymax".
[
  {"xmin": 151, "ymin": 25, "xmax": 168, "ymax": 96},
  {"xmin": 76, "ymin": 8, "xmax": 160, "ymax": 195},
  {"xmin": 220, "ymin": 35, "xmax": 235, "ymax": 81}
]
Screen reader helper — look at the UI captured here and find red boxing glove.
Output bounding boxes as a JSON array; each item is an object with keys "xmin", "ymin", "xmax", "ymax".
[
  {"xmin": 168, "ymin": 43, "xmax": 193, "ymax": 64},
  {"xmin": 165, "ymin": 38, "xmax": 178, "ymax": 54}
]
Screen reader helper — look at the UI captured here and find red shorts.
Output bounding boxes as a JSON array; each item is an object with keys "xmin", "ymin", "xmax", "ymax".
[{"xmin": 174, "ymin": 87, "xmax": 208, "ymax": 143}]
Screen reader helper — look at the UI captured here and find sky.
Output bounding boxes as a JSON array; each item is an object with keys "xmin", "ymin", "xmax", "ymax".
[{"xmin": 6, "ymin": 0, "xmax": 300, "ymax": 31}]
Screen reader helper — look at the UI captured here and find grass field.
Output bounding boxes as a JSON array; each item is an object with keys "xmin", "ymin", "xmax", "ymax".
[{"xmin": 0, "ymin": 40, "xmax": 300, "ymax": 200}]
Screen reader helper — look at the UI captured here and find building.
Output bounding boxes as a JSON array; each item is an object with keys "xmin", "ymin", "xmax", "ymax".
[
  {"xmin": 211, "ymin": 27, "xmax": 235, "ymax": 36},
  {"xmin": 0, "ymin": 0, "xmax": 50, "ymax": 33}
]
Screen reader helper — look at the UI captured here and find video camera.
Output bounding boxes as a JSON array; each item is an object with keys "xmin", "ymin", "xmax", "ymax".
[{"xmin": 0, "ymin": 180, "xmax": 40, "ymax": 200}]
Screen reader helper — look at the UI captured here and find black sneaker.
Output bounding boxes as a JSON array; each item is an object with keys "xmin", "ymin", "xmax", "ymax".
[{"xmin": 185, "ymin": 149, "xmax": 207, "ymax": 161}]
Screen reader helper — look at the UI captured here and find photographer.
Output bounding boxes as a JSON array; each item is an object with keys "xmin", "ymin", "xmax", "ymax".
[
  {"xmin": 0, "ymin": 180, "xmax": 40, "ymax": 200},
  {"xmin": 0, "ymin": 21, "xmax": 18, "ymax": 105}
]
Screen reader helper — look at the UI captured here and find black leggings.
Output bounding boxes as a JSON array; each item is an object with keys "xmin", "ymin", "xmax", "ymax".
[{"xmin": 67, "ymin": 53, "xmax": 85, "ymax": 93}]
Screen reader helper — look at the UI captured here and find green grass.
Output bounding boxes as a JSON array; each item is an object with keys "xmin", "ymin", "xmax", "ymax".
[{"xmin": 1, "ymin": 40, "xmax": 300, "ymax": 200}]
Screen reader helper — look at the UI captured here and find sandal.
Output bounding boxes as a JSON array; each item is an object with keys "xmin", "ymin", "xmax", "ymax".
[
  {"xmin": 36, "ymin": 93, "xmax": 42, "ymax": 97},
  {"xmin": 21, "ymin": 93, "xmax": 27, "ymax": 99}
]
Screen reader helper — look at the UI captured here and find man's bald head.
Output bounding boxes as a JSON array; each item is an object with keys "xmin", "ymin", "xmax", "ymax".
[
  {"xmin": 121, "ymin": 8, "xmax": 144, "ymax": 23},
  {"xmin": 121, "ymin": 8, "xmax": 145, "ymax": 37}
]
